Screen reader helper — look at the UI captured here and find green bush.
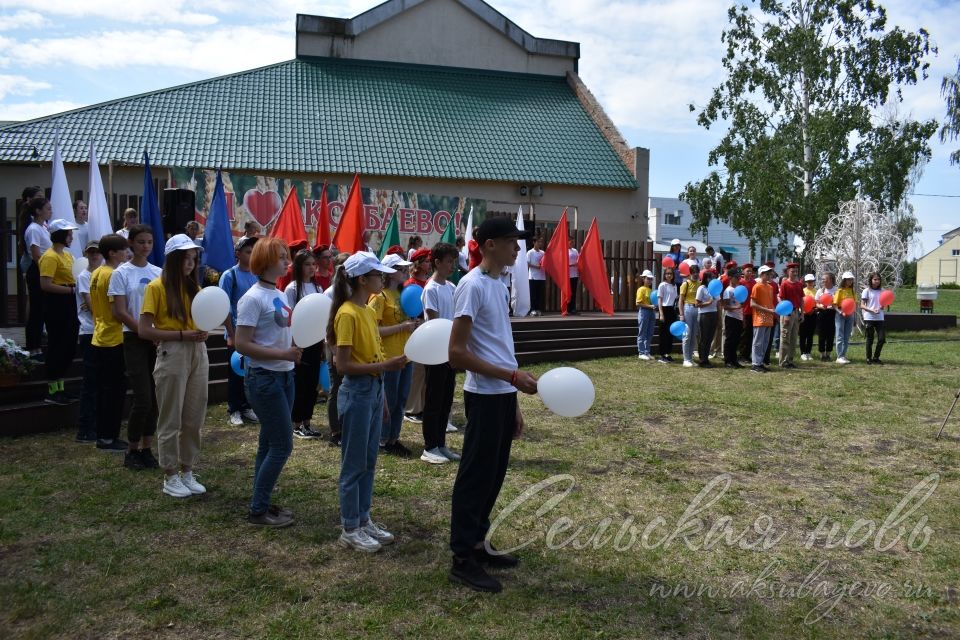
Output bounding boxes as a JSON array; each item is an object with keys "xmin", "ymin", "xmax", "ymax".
[{"xmin": 939, "ymin": 281, "xmax": 960, "ymax": 290}]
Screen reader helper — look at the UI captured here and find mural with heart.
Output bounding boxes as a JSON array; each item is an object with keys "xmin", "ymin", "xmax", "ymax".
[{"xmin": 171, "ymin": 168, "xmax": 488, "ymax": 250}]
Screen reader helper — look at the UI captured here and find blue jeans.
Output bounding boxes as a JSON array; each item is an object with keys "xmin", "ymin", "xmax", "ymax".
[
  {"xmin": 637, "ymin": 308, "xmax": 655, "ymax": 355},
  {"xmin": 338, "ymin": 374, "xmax": 384, "ymax": 530},
  {"xmin": 682, "ymin": 303, "xmax": 699, "ymax": 361},
  {"xmin": 835, "ymin": 313, "xmax": 855, "ymax": 358},
  {"xmin": 381, "ymin": 362, "xmax": 412, "ymax": 444},
  {"xmin": 245, "ymin": 367, "xmax": 295, "ymax": 515}
]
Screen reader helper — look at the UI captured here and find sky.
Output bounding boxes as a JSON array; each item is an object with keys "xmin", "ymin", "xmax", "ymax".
[{"xmin": 1, "ymin": 0, "xmax": 957, "ymax": 256}]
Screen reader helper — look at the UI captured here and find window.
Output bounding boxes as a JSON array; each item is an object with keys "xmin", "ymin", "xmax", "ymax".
[
  {"xmin": 664, "ymin": 210, "xmax": 681, "ymax": 226},
  {"xmin": 952, "ymin": 249, "xmax": 960, "ymax": 256}
]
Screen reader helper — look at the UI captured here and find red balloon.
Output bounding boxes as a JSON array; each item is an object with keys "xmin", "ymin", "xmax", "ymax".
[
  {"xmin": 819, "ymin": 293, "xmax": 833, "ymax": 307},
  {"xmin": 661, "ymin": 256, "xmax": 675, "ymax": 269},
  {"xmin": 803, "ymin": 295, "xmax": 816, "ymax": 314},
  {"xmin": 879, "ymin": 289, "xmax": 895, "ymax": 307},
  {"xmin": 678, "ymin": 261, "xmax": 691, "ymax": 277},
  {"xmin": 841, "ymin": 298, "xmax": 856, "ymax": 317}
]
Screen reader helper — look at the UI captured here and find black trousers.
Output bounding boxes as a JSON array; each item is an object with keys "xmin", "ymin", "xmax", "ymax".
[
  {"xmin": 77, "ymin": 334, "xmax": 97, "ymax": 437},
  {"xmin": 123, "ymin": 333, "xmax": 158, "ymax": 442},
  {"xmin": 93, "ymin": 344, "xmax": 126, "ymax": 441},
  {"xmin": 43, "ymin": 292, "xmax": 78, "ymax": 381},
  {"xmin": 738, "ymin": 315, "xmax": 754, "ymax": 361},
  {"xmin": 423, "ymin": 363, "xmax": 455, "ymax": 450},
  {"xmin": 723, "ymin": 315, "xmax": 743, "ymax": 364},
  {"xmin": 568, "ymin": 277, "xmax": 578, "ymax": 313},
  {"xmin": 658, "ymin": 306, "xmax": 677, "ymax": 357},
  {"xmin": 226, "ymin": 345, "xmax": 250, "ymax": 414},
  {"xmin": 25, "ymin": 262, "xmax": 44, "ymax": 351},
  {"xmin": 327, "ymin": 346, "xmax": 342, "ymax": 438},
  {"xmin": 450, "ymin": 391, "xmax": 516, "ymax": 557},
  {"xmin": 529, "ymin": 280, "xmax": 545, "ymax": 314},
  {"xmin": 292, "ymin": 343, "xmax": 323, "ymax": 423},
  {"xmin": 865, "ymin": 320, "xmax": 886, "ymax": 361},
  {"xmin": 697, "ymin": 312, "xmax": 718, "ymax": 364},
  {"xmin": 799, "ymin": 312, "xmax": 817, "ymax": 354},
  {"xmin": 817, "ymin": 309, "xmax": 836, "ymax": 354}
]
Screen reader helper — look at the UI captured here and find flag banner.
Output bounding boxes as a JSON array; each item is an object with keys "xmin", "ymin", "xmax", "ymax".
[
  {"xmin": 142, "ymin": 151, "xmax": 166, "ymax": 267},
  {"xmin": 86, "ymin": 142, "xmax": 113, "ymax": 246},
  {"xmin": 510, "ymin": 207, "xmax": 530, "ymax": 317},
  {"xmin": 200, "ymin": 169, "xmax": 235, "ymax": 274},
  {"xmin": 542, "ymin": 208, "xmax": 571, "ymax": 315},
  {"xmin": 577, "ymin": 217, "xmax": 614, "ymax": 315},
  {"xmin": 171, "ymin": 168, "xmax": 487, "ymax": 253},
  {"xmin": 269, "ymin": 186, "xmax": 308, "ymax": 249},
  {"xmin": 50, "ymin": 138, "xmax": 80, "ymax": 257}
]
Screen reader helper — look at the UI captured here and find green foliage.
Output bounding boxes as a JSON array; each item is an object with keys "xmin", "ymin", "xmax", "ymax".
[
  {"xmin": 682, "ymin": 0, "xmax": 937, "ymax": 256},
  {"xmin": 901, "ymin": 259, "xmax": 917, "ymax": 286},
  {"xmin": 941, "ymin": 58, "xmax": 960, "ymax": 166}
]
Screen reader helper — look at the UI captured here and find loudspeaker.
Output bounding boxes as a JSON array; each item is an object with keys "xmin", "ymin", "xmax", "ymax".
[{"xmin": 162, "ymin": 189, "xmax": 195, "ymax": 236}]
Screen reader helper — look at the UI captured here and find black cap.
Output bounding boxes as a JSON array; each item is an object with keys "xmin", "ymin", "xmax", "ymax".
[
  {"xmin": 235, "ymin": 236, "xmax": 258, "ymax": 251},
  {"xmin": 475, "ymin": 217, "xmax": 535, "ymax": 245}
]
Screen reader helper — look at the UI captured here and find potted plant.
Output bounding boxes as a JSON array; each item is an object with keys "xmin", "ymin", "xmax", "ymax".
[{"xmin": 0, "ymin": 336, "xmax": 36, "ymax": 386}]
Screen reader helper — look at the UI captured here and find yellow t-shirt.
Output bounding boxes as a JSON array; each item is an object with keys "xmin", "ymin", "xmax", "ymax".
[
  {"xmin": 369, "ymin": 288, "xmax": 409, "ymax": 359},
  {"xmin": 834, "ymin": 287, "xmax": 856, "ymax": 307},
  {"xmin": 803, "ymin": 286, "xmax": 817, "ymax": 298},
  {"xmin": 90, "ymin": 265, "xmax": 123, "ymax": 347},
  {"xmin": 141, "ymin": 278, "xmax": 198, "ymax": 331},
  {"xmin": 679, "ymin": 280, "xmax": 701, "ymax": 305},
  {"xmin": 636, "ymin": 285, "xmax": 652, "ymax": 307},
  {"xmin": 38, "ymin": 248, "xmax": 74, "ymax": 286},
  {"xmin": 335, "ymin": 300, "xmax": 385, "ymax": 374}
]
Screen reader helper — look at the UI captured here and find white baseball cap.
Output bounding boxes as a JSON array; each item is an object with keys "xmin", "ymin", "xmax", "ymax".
[
  {"xmin": 670, "ymin": 238, "xmax": 681, "ymax": 246},
  {"xmin": 841, "ymin": 271, "xmax": 855, "ymax": 281},
  {"xmin": 344, "ymin": 251, "xmax": 395, "ymax": 277},
  {"xmin": 48, "ymin": 219, "xmax": 79, "ymax": 232},
  {"xmin": 758, "ymin": 265, "xmax": 773, "ymax": 274},
  {"xmin": 381, "ymin": 253, "xmax": 412, "ymax": 270},
  {"xmin": 804, "ymin": 273, "xmax": 816, "ymax": 281},
  {"xmin": 641, "ymin": 269, "xmax": 654, "ymax": 279},
  {"xmin": 164, "ymin": 233, "xmax": 204, "ymax": 255}
]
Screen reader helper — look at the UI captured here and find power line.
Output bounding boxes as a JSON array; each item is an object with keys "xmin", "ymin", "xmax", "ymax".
[{"xmin": 908, "ymin": 192, "xmax": 960, "ymax": 198}]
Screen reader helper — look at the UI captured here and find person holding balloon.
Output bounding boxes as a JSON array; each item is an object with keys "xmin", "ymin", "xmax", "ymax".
[
  {"xmin": 694, "ymin": 271, "xmax": 720, "ymax": 367},
  {"xmin": 328, "ymin": 252, "xmax": 407, "ymax": 553},
  {"xmin": 799, "ymin": 274, "xmax": 818, "ymax": 361},
  {"xmin": 635, "ymin": 269, "xmax": 656, "ymax": 360},
  {"xmin": 678, "ymin": 263, "xmax": 701, "ymax": 367},
  {"xmin": 656, "ymin": 267, "xmax": 678, "ymax": 363},
  {"xmin": 777, "ymin": 263, "xmax": 804, "ymax": 369},
  {"xmin": 737, "ymin": 263, "xmax": 756, "ymax": 363},
  {"xmin": 236, "ymin": 238, "xmax": 303, "ymax": 527},
  {"xmin": 749, "ymin": 265, "xmax": 777, "ymax": 373},
  {"xmin": 722, "ymin": 268, "xmax": 745, "ymax": 368},
  {"xmin": 138, "ymin": 235, "xmax": 209, "ymax": 498},
  {"xmin": 284, "ymin": 248, "xmax": 325, "ymax": 440},
  {"xmin": 833, "ymin": 272, "xmax": 857, "ymax": 364},
  {"xmin": 447, "ymin": 217, "xmax": 538, "ymax": 593},
  {"xmin": 861, "ymin": 272, "xmax": 888, "ymax": 364},
  {"xmin": 815, "ymin": 272, "xmax": 837, "ymax": 361},
  {"xmin": 220, "ymin": 236, "xmax": 260, "ymax": 428}
]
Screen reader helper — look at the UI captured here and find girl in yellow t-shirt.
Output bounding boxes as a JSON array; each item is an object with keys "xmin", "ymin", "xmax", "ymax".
[
  {"xmin": 38, "ymin": 219, "xmax": 79, "ymax": 403},
  {"xmin": 635, "ymin": 270, "xmax": 656, "ymax": 359},
  {"xmin": 138, "ymin": 234, "xmax": 209, "ymax": 499},
  {"xmin": 833, "ymin": 272, "xmax": 857, "ymax": 364}
]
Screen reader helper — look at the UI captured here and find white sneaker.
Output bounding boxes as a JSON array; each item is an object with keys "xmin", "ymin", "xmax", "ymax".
[
  {"xmin": 836, "ymin": 357, "xmax": 850, "ymax": 364},
  {"xmin": 638, "ymin": 354, "xmax": 651, "ymax": 360},
  {"xmin": 438, "ymin": 446, "xmax": 461, "ymax": 461},
  {"xmin": 339, "ymin": 528, "xmax": 382, "ymax": 552},
  {"xmin": 361, "ymin": 520, "xmax": 395, "ymax": 545},
  {"xmin": 180, "ymin": 471, "xmax": 206, "ymax": 495},
  {"xmin": 241, "ymin": 408, "xmax": 259, "ymax": 423},
  {"xmin": 229, "ymin": 411, "xmax": 243, "ymax": 427},
  {"xmin": 163, "ymin": 474, "xmax": 192, "ymax": 498},
  {"xmin": 682, "ymin": 360, "xmax": 694, "ymax": 368},
  {"xmin": 420, "ymin": 448, "xmax": 449, "ymax": 464},
  {"xmin": 446, "ymin": 422, "xmax": 459, "ymax": 433},
  {"xmin": 800, "ymin": 353, "xmax": 810, "ymax": 361}
]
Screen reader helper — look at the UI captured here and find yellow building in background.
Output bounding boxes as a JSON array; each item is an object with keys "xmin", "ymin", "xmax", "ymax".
[{"xmin": 917, "ymin": 226, "xmax": 960, "ymax": 285}]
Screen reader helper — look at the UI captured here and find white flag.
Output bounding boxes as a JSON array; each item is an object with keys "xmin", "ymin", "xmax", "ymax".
[
  {"xmin": 86, "ymin": 142, "xmax": 114, "ymax": 245},
  {"xmin": 511, "ymin": 207, "xmax": 530, "ymax": 317},
  {"xmin": 50, "ymin": 137, "xmax": 81, "ymax": 257},
  {"xmin": 461, "ymin": 206, "xmax": 474, "ymax": 270}
]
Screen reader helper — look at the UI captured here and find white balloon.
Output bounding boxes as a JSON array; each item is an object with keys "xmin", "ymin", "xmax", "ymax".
[
  {"xmin": 291, "ymin": 293, "xmax": 333, "ymax": 347},
  {"xmin": 537, "ymin": 367, "xmax": 595, "ymax": 418},
  {"xmin": 404, "ymin": 318, "xmax": 453, "ymax": 365},
  {"xmin": 71, "ymin": 257, "xmax": 88, "ymax": 278},
  {"xmin": 190, "ymin": 286, "xmax": 230, "ymax": 332}
]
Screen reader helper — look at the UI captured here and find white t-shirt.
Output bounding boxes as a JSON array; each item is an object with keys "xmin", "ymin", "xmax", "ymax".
[
  {"xmin": 25, "ymin": 222, "xmax": 51, "ymax": 257},
  {"xmin": 284, "ymin": 281, "xmax": 322, "ymax": 310},
  {"xmin": 458, "ymin": 250, "xmax": 468, "ymax": 271},
  {"xmin": 695, "ymin": 284, "xmax": 718, "ymax": 313},
  {"xmin": 527, "ymin": 249, "xmax": 545, "ymax": 280},
  {"xmin": 453, "ymin": 268, "xmax": 517, "ymax": 394},
  {"xmin": 423, "ymin": 278, "xmax": 456, "ymax": 320},
  {"xmin": 108, "ymin": 261, "xmax": 162, "ymax": 332},
  {"xmin": 236, "ymin": 284, "xmax": 294, "ymax": 371},
  {"xmin": 568, "ymin": 248, "xmax": 579, "ymax": 278},
  {"xmin": 76, "ymin": 269, "xmax": 94, "ymax": 335},
  {"xmin": 117, "ymin": 228, "xmax": 130, "ymax": 239},
  {"xmin": 657, "ymin": 281, "xmax": 678, "ymax": 307},
  {"xmin": 723, "ymin": 286, "xmax": 743, "ymax": 321},
  {"xmin": 861, "ymin": 287, "xmax": 884, "ymax": 321},
  {"xmin": 75, "ymin": 223, "xmax": 89, "ymax": 253},
  {"xmin": 815, "ymin": 286, "xmax": 837, "ymax": 307}
]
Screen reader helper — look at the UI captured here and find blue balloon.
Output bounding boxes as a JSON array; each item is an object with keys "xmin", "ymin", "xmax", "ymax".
[
  {"xmin": 707, "ymin": 278, "xmax": 723, "ymax": 297},
  {"xmin": 650, "ymin": 290, "xmax": 659, "ymax": 306},
  {"xmin": 400, "ymin": 284, "xmax": 424, "ymax": 318},
  {"xmin": 775, "ymin": 300, "xmax": 794, "ymax": 316},
  {"xmin": 318, "ymin": 361, "xmax": 331, "ymax": 393},
  {"xmin": 734, "ymin": 285, "xmax": 748, "ymax": 303},
  {"xmin": 670, "ymin": 320, "xmax": 687, "ymax": 338},
  {"xmin": 230, "ymin": 351, "xmax": 245, "ymax": 377}
]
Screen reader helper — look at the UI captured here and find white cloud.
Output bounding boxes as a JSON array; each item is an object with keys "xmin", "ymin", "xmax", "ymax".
[
  {"xmin": 0, "ymin": 1, "xmax": 217, "ymax": 25},
  {"xmin": 0, "ymin": 99, "xmax": 83, "ymax": 121},
  {"xmin": 0, "ymin": 10, "xmax": 45, "ymax": 30},
  {"xmin": 0, "ymin": 74, "xmax": 50, "ymax": 100}
]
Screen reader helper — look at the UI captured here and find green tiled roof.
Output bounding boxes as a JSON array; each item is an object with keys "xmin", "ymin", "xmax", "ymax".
[{"xmin": 0, "ymin": 57, "xmax": 637, "ymax": 189}]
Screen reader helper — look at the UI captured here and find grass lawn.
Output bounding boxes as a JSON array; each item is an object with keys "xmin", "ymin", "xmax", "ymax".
[
  {"xmin": 2, "ymin": 330, "xmax": 960, "ymax": 639},
  {"xmin": 889, "ymin": 287, "xmax": 960, "ymax": 317}
]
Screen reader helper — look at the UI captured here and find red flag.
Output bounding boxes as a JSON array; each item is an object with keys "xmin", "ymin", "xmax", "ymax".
[
  {"xmin": 312, "ymin": 181, "xmax": 331, "ymax": 251},
  {"xmin": 542, "ymin": 208, "xmax": 571, "ymax": 316},
  {"xmin": 269, "ymin": 186, "xmax": 308, "ymax": 249},
  {"xmin": 332, "ymin": 174, "xmax": 365, "ymax": 254},
  {"xmin": 577, "ymin": 218, "xmax": 613, "ymax": 315}
]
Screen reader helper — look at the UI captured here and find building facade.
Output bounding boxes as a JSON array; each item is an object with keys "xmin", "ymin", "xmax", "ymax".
[{"xmin": 916, "ymin": 226, "xmax": 960, "ymax": 286}]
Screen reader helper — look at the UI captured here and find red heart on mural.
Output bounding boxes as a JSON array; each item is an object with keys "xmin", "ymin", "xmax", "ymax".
[{"xmin": 243, "ymin": 189, "xmax": 282, "ymax": 226}]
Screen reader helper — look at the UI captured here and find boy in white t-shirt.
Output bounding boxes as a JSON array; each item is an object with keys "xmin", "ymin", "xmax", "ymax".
[
  {"xmin": 721, "ymin": 268, "xmax": 744, "ymax": 368},
  {"xmin": 526, "ymin": 235, "xmax": 545, "ymax": 316},
  {"xmin": 448, "ymin": 217, "xmax": 538, "ymax": 594},
  {"xmin": 75, "ymin": 241, "xmax": 104, "ymax": 442},
  {"xmin": 567, "ymin": 240, "xmax": 580, "ymax": 314}
]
